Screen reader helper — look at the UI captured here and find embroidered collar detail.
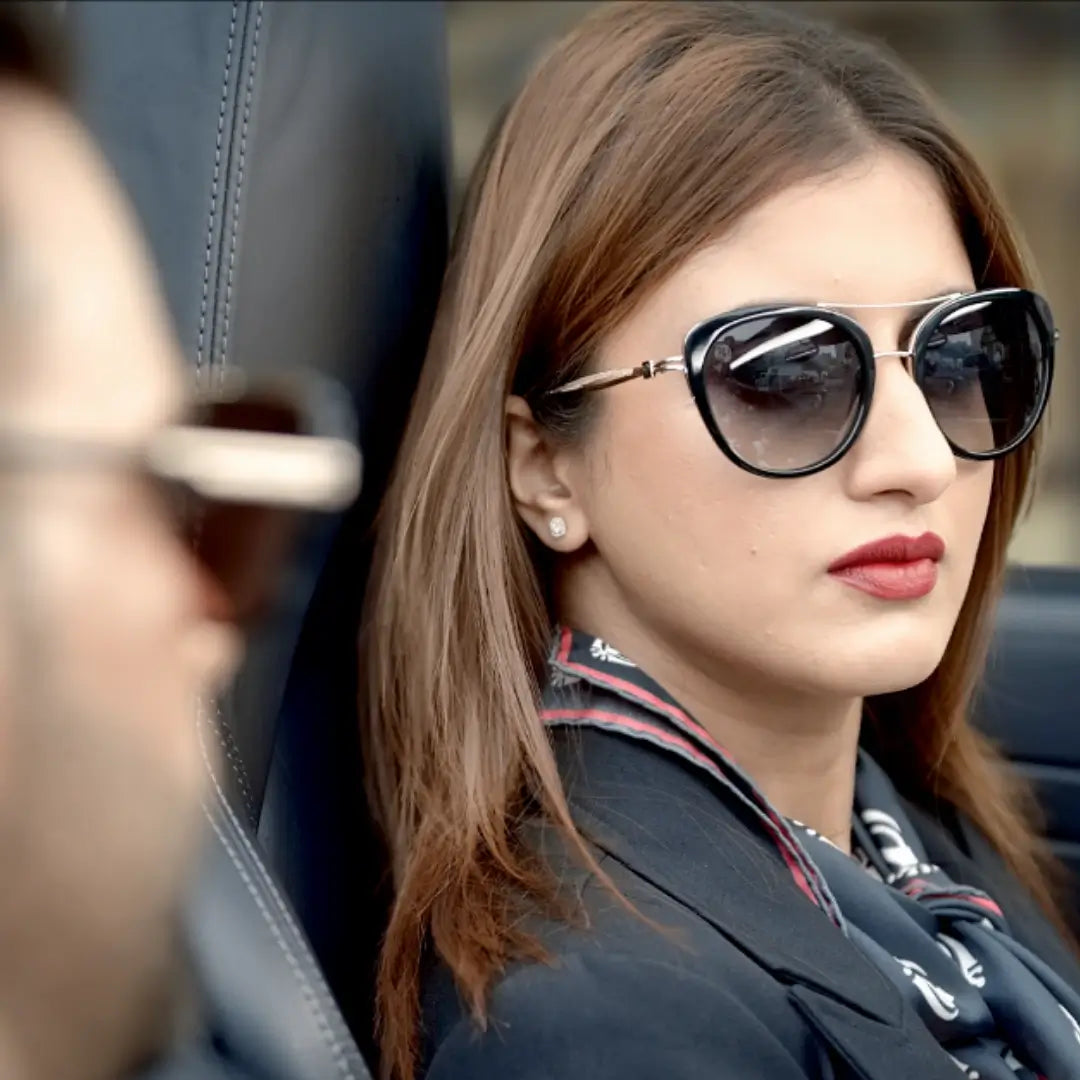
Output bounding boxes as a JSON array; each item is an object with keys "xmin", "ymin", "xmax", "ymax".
[{"xmin": 541, "ymin": 626, "xmax": 845, "ymax": 927}]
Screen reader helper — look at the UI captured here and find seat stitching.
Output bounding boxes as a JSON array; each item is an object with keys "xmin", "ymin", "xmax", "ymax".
[
  {"xmin": 220, "ymin": 0, "xmax": 263, "ymax": 369},
  {"xmin": 198, "ymin": 0, "xmax": 260, "ymax": 831},
  {"xmin": 206, "ymin": 706, "xmax": 257, "ymax": 823},
  {"xmin": 200, "ymin": 809, "xmax": 359, "ymax": 1080},
  {"xmin": 197, "ymin": 705, "xmax": 358, "ymax": 1080},
  {"xmin": 197, "ymin": 0, "xmax": 239, "ymax": 380},
  {"xmin": 190, "ymin": 2, "xmax": 238, "ymax": 553},
  {"xmin": 197, "ymin": 707, "xmax": 357, "ymax": 1079}
]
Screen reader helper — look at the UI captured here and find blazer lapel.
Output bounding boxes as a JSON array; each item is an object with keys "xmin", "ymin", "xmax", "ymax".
[{"xmin": 556, "ymin": 728, "xmax": 966, "ymax": 1080}]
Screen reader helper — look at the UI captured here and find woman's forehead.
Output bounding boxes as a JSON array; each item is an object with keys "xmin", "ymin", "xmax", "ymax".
[{"xmin": 645, "ymin": 153, "xmax": 975, "ymax": 312}]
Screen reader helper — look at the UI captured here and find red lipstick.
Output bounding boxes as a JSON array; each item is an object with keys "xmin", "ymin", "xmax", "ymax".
[{"xmin": 828, "ymin": 532, "xmax": 945, "ymax": 600}]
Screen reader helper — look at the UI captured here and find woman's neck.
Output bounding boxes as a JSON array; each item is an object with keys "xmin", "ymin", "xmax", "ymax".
[{"xmin": 562, "ymin": 613, "xmax": 863, "ymax": 853}]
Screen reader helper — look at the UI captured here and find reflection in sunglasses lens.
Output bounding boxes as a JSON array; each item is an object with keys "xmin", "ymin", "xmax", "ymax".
[
  {"xmin": 918, "ymin": 294, "xmax": 1048, "ymax": 456},
  {"xmin": 700, "ymin": 293, "xmax": 1050, "ymax": 474},
  {"xmin": 702, "ymin": 313, "xmax": 864, "ymax": 472}
]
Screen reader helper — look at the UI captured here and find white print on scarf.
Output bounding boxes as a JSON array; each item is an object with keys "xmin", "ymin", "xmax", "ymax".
[
  {"xmin": 861, "ymin": 809, "xmax": 921, "ymax": 874},
  {"xmin": 894, "ymin": 957, "xmax": 960, "ymax": 1021},
  {"xmin": 1060, "ymin": 1004, "xmax": 1080, "ymax": 1046},
  {"xmin": 936, "ymin": 933, "xmax": 987, "ymax": 988},
  {"xmin": 790, "ymin": 820, "xmax": 844, "ymax": 853},
  {"xmin": 946, "ymin": 1052, "xmax": 980, "ymax": 1079},
  {"xmin": 588, "ymin": 639, "xmax": 637, "ymax": 667},
  {"xmin": 1002, "ymin": 1049, "xmax": 1025, "ymax": 1073}
]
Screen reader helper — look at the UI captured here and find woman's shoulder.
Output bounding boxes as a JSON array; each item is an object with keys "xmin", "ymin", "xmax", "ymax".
[
  {"xmin": 420, "ymin": 850, "xmax": 822, "ymax": 1080},
  {"xmin": 422, "ymin": 944, "xmax": 818, "ymax": 1080}
]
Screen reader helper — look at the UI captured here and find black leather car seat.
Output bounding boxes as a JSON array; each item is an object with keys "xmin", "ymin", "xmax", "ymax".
[
  {"xmin": 69, "ymin": 0, "xmax": 450, "ymax": 1066},
  {"xmin": 977, "ymin": 565, "xmax": 1080, "ymax": 924}
]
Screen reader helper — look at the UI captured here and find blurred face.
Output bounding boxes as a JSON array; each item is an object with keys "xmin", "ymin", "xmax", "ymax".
[
  {"xmin": 516, "ymin": 148, "xmax": 993, "ymax": 717},
  {"xmin": 0, "ymin": 85, "xmax": 239, "ymax": 1076}
]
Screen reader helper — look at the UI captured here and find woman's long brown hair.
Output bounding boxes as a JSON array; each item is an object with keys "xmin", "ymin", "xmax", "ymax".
[{"xmin": 362, "ymin": 4, "xmax": 1065, "ymax": 1077}]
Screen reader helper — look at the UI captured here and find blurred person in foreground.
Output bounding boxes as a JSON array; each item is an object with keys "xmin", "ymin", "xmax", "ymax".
[{"xmin": 0, "ymin": 5, "xmax": 356, "ymax": 1078}]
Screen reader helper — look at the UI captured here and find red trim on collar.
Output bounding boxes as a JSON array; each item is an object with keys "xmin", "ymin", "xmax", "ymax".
[
  {"xmin": 543, "ymin": 706, "xmax": 714, "ymax": 770},
  {"xmin": 543, "ymin": 705, "xmax": 825, "ymax": 914},
  {"xmin": 776, "ymin": 838, "xmax": 821, "ymax": 914},
  {"xmin": 554, "ymin": 627, "xmax": 735, "ymax": 766},
  {"xmin": 901, "ymin": 882, "xmax": 1004, "ymax": 918}
]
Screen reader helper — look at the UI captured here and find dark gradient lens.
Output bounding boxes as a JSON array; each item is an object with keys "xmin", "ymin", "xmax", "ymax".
[
  {"xmin": 700, "ymin": 312, "xmax": 866, "ymax": 472},
  {"xmin": 182, "ymin": 392, "xmax": 307, "ymax": 625},
  {"xmin": 917, "ymin": 293, "xmax": 1051, "ymax": 456},
  {"xmin": 194, "ymin": 500, "xmax": 295, "ymax": 626}
]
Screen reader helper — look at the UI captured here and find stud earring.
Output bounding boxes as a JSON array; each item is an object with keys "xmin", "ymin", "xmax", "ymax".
[{"xmin": 548, "ymin": 516, "xmax": 567, "ymax": 540}]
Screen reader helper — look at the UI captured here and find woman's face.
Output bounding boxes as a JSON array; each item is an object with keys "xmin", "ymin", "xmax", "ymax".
[{"xmin": 529, "ymin": 148, "xmax": 994, "ymax": 703}]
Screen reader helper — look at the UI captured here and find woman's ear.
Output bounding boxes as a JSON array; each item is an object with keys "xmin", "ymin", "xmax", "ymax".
[{"xmin": 505, "ymin": 395, "xmax": 589, "ymax": 552}]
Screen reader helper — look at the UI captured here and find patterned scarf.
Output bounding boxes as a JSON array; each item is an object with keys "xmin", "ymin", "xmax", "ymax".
[
  {"xmin": 543, "ymin": 628, "xmax": 1080, "ymax": 1080},
  {"xmin": 789, "ymin": 753, "xmax": 1080, "ymax": 1079}
]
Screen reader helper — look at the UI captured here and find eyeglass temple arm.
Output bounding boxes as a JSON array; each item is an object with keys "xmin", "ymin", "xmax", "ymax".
[{"xmin": 547, "ymin": 356, "xmax": 686, "ymax": 396}]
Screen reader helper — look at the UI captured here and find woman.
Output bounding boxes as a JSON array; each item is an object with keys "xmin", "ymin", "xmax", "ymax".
[{"xmin": 362, "ymin": 3, "xmax": 1077, "ymax": 1078}]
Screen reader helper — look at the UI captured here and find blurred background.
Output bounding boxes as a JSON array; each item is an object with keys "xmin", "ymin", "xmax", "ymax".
[{"xmin": 446, "ymin": 0, "xmax": 1080, "ymax": 566}]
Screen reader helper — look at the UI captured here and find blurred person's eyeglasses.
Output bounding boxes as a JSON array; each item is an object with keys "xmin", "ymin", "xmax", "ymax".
[{"xmin": 0, "ymin": 371, "xmax": 361, "ymax": 625}]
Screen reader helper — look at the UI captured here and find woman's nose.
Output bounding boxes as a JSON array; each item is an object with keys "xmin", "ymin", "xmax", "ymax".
[{"xmin": 841, "ymin": 352, "xmax": 957, "ymax": 505}]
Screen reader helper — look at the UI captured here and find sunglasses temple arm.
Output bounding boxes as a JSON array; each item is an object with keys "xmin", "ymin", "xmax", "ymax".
[{"xmin": 548, "ymin": 356, "xmax": 685, "ymax": 396}]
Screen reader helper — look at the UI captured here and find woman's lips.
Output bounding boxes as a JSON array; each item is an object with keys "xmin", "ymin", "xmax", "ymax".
[
  {"xmin": 830, "ymin": 559, "xmax": 939, "ymax": 600},
  {"xmin": 828, "ymin": 532, "xmax": 945, "ymax": 601}
]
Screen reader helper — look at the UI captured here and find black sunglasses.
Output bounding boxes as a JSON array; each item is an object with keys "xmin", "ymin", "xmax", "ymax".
[
  {"xmin": 0, "ymin": 371, "xmax": 361, "ymax": 625},
  {"xmin": 547, "ymin": 288, "xmax": 1056, "ymax": 478}
]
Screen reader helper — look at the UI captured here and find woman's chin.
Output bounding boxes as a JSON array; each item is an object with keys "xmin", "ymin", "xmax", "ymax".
[{"xmin": 809, "ymin": 629, "xmax": 952, "ymax": 699}]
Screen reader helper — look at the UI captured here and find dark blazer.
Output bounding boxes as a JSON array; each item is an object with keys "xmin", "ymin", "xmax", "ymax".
[{"xmin": 421, "ymin": 681, "xmax": 1080, "ymax": 1079}]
